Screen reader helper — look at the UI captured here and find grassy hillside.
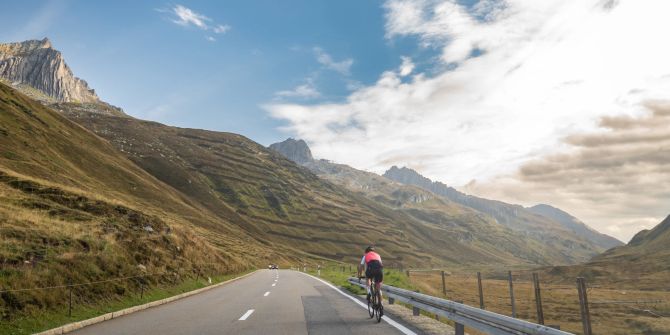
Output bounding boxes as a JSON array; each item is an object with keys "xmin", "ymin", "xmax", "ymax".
[
  {"xmin": 294, "ymin": 157, "xmax": 604, "ymax": 265},
  {"xmin": 541, "ymin": 215, "xmax": 670, "ymax": 290},
  {"xmin": 0, "ymin": 83, "xmax": 280, "ymax": 327},
  {"xmin": 56, "ymin": 102, "xmax": 581, "ymax": 268},
  {"xmin": 528, "ymin": 204, "xmax": 622, "ymax": 249}
]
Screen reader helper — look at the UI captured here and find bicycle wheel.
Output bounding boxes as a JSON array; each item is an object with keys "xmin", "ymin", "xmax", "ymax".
[
  {"xmin": 367, "ymin": 287, "xmax": 375, "ymax": 318},
  {"xmin": 375, "ymin": 289, "xmax": 383, "ymax": 323}
]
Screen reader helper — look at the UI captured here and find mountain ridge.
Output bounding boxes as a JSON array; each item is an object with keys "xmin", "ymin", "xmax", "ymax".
[
  {"xmin": 269, "ymin": 138, "xmax": 610, "ymax": 265},
  {"xmin": 0, "ymin": 38, "xmax": 99, "ymax": 103},
  {"xmin": 382, "ymin": 165, "xmax": 621, "ymax": 250}
]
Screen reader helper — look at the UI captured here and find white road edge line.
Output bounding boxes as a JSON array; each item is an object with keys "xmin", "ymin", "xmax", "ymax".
[
  {"xmin": 264, "ymin": 291, "xmax": 270, "ymax": 297},
  {"xmin": 239, "ymin": 309, "xmax": 255, "ymax": 321},
  {"xmin": 301, "ymin": 272, "xmax": 417, "ymax": 335}
]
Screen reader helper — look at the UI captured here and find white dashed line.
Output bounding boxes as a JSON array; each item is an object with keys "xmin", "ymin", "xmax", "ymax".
[
  {"xmin": 239, "ymin": 309, "xmax": 255, "ymax": 321},
  {"xmin": 272, "ymin": 283, "xmax": 276, "ymax": 287},
  {"xmin": 264, "ymin": 291, "xmax": 270, "ymax": 297}
]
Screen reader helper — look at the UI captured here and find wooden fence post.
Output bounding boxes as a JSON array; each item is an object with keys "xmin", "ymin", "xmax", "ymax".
[
  {"xmin": 477, "ymin": 272, "xmax": 485, "ymax": 309},
  {"xmin": 508, "ymin": 270, "xmax": 517, "ymax": 318},
  {"xmin": 441, "ymin": 270, "xmax": 447, "ymax": 296},
  {"xmin": 577, "ymin": 277, "xmax": 593, "ymax": 335},
  {"xmin": 532, "ymin": 273, "xmax": 545, "ymax": 325}
]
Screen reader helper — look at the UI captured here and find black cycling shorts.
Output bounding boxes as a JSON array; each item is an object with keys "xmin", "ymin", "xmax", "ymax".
[{"xmin": 365, "ymin": 260, "xmax": 383, "ymax": 283}]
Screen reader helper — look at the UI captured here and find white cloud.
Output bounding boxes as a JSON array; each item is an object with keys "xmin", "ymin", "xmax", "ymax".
[
  {"xmin": 266, "ymin": 0, "xmax": 670, "ymax": 240},
  {"xmin": 398, "ymin": 56, "xmax": 415, "ymax": 76},
  {"xmin": 165, "ymin": 5, "xmax": 230, "ymax": 37},
  {"xmin": 206, "ymin": 36, "xmax": 216, "ymax": 42},
  {"xmin": 274, "ymin": 81, "xmax": 321, "ymax": 99},
  {"xmin": 172, "ymin": 5, "xmax": 210, "ymax": 29},
  {"xmin": 313, "ymin": 47, "xmax": 353, "ymax": 75},
  {"xmin": 213, "ymin": 24, "xmax": 231, "ymax": 34}
]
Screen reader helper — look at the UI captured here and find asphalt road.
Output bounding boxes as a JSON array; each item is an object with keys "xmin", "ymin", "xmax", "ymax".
[{"xmin": 70, "ymin": 270, "xmax": 416, "ymax": 335}]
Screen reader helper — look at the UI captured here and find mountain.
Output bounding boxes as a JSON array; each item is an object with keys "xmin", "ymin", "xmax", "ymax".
[
  {"xmin": 383, "ymin": 166, "xmax": 620, "ymax": 251},
  {"xmin": 544, "ymin": 215, "xmax": 670, "ymax": 289},
  {"xmin": 58, "ymin": 106, "xmax": 491, "ymax": 267},
  {"xmin": 268, "ymin": 138, "xmax": 313, "ymax": 164},
  {"xmin": 270, "ymin": 138, "xmax": 607, "ymax": 265},
  {"xmin": 528, "ymin": 204, "xmax": 622, "ymax": 249},
  {"xmin": 0, "ymin": 82, "xmax": 285, "ymax": 323},
  {"xmin": 0, "ymin": 38, "xmax": 98, "ymax": 103}
]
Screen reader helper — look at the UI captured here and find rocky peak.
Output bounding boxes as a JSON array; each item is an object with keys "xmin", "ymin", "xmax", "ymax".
[
  {"xmin": 0, "ymin": 38, "xmax": 99, "ymax": 103},
  {"xmin": 268, "ymin": 138, "xmax": 314, "ymax": 164}
]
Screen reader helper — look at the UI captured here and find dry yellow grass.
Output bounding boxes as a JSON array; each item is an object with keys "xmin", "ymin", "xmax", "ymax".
[{"xmin": 408, "ymin": 271, "xmax": 670, "ymax": 335}]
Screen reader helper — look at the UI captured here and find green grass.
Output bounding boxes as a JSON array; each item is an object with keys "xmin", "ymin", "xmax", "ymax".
[
  {"xmin": 303, "ymin": 263, "xmax": 415, "ymax": 295},
  {"xmin": 0, "ymin": 270, "xmax": 254, "ymax": 335}
]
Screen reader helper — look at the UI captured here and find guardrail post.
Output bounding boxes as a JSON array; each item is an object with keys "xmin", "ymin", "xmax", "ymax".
[
  {"xmin": 455, "ymin": 322, "xmax": 465, "ymax": 335},
  {"xmin": 68, "ymin": 279, "xmax": 73, "ymax": 317},
  {"xmin": 412, "ymin": 306, "xmax": 420, "ymax": 316},
  {"xmin": 532, "ymin": 273, "xmax": 545, "ymax": 325},
  {"xmin": 508, "ymin": 270, "xmax": 516, "ymax": 318},
  {"xmin": 441, "ymin": 270, "xmax": 447, "ymax": 296},
  {"xmin": 388, "ymin": 297, "xmax": 395, "ymax": 305},
  {"xmin": 477, "ymin": 272, "xmax": 485, "ymax": 309},
  {"xmin": 455, "ymin": 300, "xmax": 465, "ymax": 335},
  {"xmin": 577, "ymin": 277, "xmax": 593, "ymax": 335}
]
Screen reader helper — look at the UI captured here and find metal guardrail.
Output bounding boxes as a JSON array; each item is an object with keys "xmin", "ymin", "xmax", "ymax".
[{"xmin": 347, "ymin": 277, "xmax": 574, "ymax": 335}]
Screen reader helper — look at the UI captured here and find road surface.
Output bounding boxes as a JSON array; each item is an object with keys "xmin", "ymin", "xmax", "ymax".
[{"xmin": 71, "ymin": 269, "xmax": 416, "ymax": 335}]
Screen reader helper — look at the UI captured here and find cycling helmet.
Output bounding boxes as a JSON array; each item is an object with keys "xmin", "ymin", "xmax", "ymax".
[{"xmin": 365, "ymin": 245, "xmax": 375, "ymax": 253}]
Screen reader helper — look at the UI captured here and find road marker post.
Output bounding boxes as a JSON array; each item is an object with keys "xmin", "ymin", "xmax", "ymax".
[{"xmin": 68, "ymin": 279, "xmax": 73, "ymax": 317}]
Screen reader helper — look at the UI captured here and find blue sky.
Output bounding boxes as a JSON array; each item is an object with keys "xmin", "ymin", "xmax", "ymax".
[
  {"xmin": 2, "ymin": 0, "xmax": 670, "ymax": 241},
  {"xmin": 0, "ymin": 0, "xmax": 435, "ymax": 145}
]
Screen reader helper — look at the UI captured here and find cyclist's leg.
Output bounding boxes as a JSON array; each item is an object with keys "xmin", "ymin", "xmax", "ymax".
[{"xmin": 375, "ymin": 269, "xmax": 384, "ymax": 299}]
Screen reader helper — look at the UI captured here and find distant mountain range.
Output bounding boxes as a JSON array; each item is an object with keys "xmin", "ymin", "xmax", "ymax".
[
  {"xmin": 544, "ymin": 215, "xmax": 670, "ymax": 290},
  {"xmin": 269, "ymin": 138, "xmax": 623, "ymax": 265},
  {"xmin": 382, "ymin": 166, "xmax": 622, "ymax": 250}
]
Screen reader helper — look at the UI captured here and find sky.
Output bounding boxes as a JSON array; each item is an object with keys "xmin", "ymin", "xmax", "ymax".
[{"xmin": 1, "ymin": 0, "xmax": 669, "ymax": 242}]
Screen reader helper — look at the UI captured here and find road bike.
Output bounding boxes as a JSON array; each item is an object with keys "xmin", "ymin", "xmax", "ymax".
[{"xmin": 361, "ymin": 276, "xmax": 384, "ymax": 322}]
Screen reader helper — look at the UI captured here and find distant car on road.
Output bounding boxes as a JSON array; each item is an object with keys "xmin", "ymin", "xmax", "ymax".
[{"xmin": 269, "ymin": 264, "xmax": 278, "ymax": 269}]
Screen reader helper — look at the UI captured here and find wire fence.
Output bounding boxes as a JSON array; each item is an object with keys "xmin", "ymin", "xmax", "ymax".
[
  {"xmin": 0, "ymin": 259, "xmax": 240, "ymax": 326},
  {"xmin": 404, "ymin": 269, "xmax": 670, "ymax": 335}
]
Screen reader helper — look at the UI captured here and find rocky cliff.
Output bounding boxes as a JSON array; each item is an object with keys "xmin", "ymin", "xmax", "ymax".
[
  {"xmin": 0, "ymin": 38, "xmax": 99, "ymax": 103},
  {"xmin": 268, "ymin": 138, "xmax": 314, "ymax": 164}
]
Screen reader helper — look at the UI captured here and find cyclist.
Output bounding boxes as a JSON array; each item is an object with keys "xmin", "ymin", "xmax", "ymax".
[{"xmin": 357, "ymin": 246, "xmax": 383, "ymax": 302}]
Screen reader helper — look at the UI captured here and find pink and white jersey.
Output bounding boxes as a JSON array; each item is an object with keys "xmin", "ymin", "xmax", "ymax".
[{"xmin": 363, "ymin": 251, "xmax": 382, "ymax": 265}]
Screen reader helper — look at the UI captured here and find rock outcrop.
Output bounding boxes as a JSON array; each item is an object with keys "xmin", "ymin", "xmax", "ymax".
[
  {"xmin": 0, "ymin": 38, "xmax": 99, "ymax": 103},
  {"xmin": 268, "ymin": 138, "xmax": 314, "ymax": 164}
]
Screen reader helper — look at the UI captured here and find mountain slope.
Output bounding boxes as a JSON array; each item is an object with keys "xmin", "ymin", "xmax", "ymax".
[
  {"xmin": 58, "ymin": 105, "xmax": 479, "ymax": 266},
  {"xmin": 528, "ymin": 204, "xmax": 622, "ymax": 249},
  {"xmin": 544, "ymin": 215, "xmax": 670, "ymax": 289},
  {"xmin": 0, "ymin": 82, "xmax": 280, "ymax": 323},
  {"xmin": 270, "ymin": 138, "xmax": 606, "ymax": 265},
  {"xmin": 383, "ymin": 166, "xmax": 615, "ymax": 254}
]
